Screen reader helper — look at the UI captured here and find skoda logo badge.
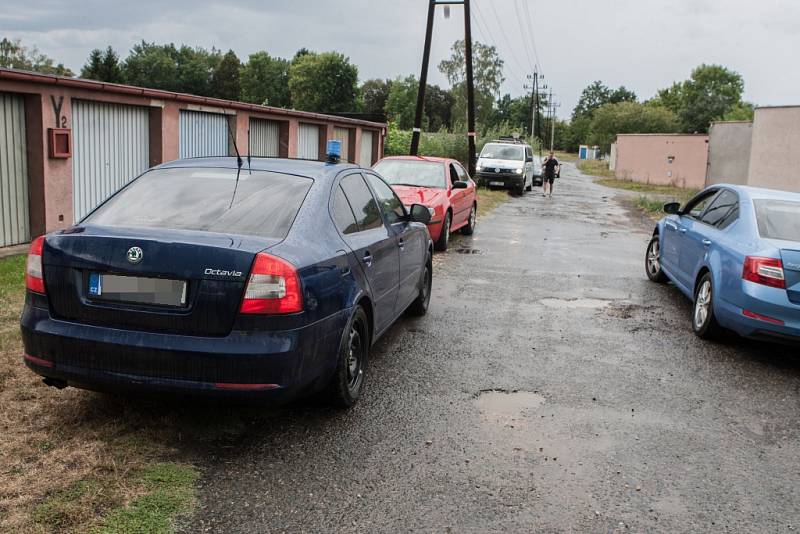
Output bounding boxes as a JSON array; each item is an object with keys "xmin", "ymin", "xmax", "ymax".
[{"xmin": 127, "ymin": 246, "xmax": 143, "ymax": 264}]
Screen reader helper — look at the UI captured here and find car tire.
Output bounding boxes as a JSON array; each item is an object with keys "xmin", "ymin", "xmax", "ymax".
[
  {"xmin": 692, "ymin": 273, "xmax": 724, "ymax": 340},
  {"xmin": 517, "ymin": 182, "xmax": 525, "ymax": 196},
  {"xmin": 645, "ymin": 235, "xmax": 668, "ymax": 283},
  {"xmin": 460, "ymin": 204, "xmax": 477, "ymax": 235},
  {"xmin": 325, "ymin": 306, "xmax": 369, "ymax": 408},
  {"xmin": 407, "ymin": 253, "xmax": 432, "ymax": 316},
  {"xmin": 434, "ymin": 212, "xmax": 451, "ymax": 251}
]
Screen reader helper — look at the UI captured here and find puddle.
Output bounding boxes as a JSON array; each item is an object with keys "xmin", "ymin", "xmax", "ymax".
[
  {"xmin": 475, "ymin": 390, "xmax": 546, "ymax": 426},
  {"xmin": 539, "ymin": 298, "xmax": 611, "ymax": 309},
  {"xmin": 455, "ymin": 248, "xmax": 482, "ymax": 254}
]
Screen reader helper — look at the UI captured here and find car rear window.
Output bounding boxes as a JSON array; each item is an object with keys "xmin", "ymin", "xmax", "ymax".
[
  {"xmin": 754, "ymin": 199, "xmax": 800, "ymax": 242},
  {"xmin": 372, "ymin": 160, "xmax": 445, "ymax": 189},
  {"xmin": 84, "ymin": 167, "xmax": 312, "ymax": 239}
]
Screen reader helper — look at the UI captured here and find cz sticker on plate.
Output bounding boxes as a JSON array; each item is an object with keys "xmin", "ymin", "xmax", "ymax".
[{"xmin": 88, "ymin": 272, "xmax": 103, "ymax": 296}]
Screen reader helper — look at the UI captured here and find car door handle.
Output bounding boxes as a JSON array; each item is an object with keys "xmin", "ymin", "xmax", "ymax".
[
  {"xmin": 679, "ymin": 228, "xmax": 687, "ymax": 234},
  {"xmin": 397, "ymin": 238, "xmax": 404, "ymax": 249},
  {"xmin": 362, "ymin": 253, "xmax": 373, "ymax": 267},
  {"xmin": 702, "ymin": 239, "xmax": 712, "ymax": 247}
]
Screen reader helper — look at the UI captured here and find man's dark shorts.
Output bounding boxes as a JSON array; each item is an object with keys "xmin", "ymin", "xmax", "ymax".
[{"xmin": 544, "ymin": 175, "xmax": 555, "ymax": 184}]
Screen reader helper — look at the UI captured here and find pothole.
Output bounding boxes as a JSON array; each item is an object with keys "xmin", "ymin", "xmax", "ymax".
[
  {"xmin": 539, "ymin": 297, "xmax": 612, "ymax": 309},
  {"xmin": 475, "ymin": 389, "xmax": 546, "ymax": 426},
  {"xmin": 455, "ymin": 247, "xmax": 482, "ymax": 254}
]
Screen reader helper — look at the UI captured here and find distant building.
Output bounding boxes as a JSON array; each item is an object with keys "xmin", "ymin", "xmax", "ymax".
[{"xmin": 613, "ymin": 134, "xmax": 709, "ymax": 189}]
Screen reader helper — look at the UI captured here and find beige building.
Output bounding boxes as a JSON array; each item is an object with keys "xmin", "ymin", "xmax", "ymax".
[
  {"xmin": 705, "ymin": 121, "xmax": 752, "ymax": 186},
  {"xmin": 613, "ymin": 134, "xmax": 709, "ymax": 189}
]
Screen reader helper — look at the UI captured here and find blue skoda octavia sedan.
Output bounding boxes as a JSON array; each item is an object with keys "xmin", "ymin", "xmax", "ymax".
[
  {"xmin": 645, "ymin": 184, "xmax": 800, "ymax": 344},
  {"xmin": 21, "ymin": 157, "xmax": 433, "ymax": 407}
]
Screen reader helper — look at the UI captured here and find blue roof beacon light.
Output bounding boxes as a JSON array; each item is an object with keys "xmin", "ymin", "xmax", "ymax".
[{"xmin": 326, "ymin": 139, "xmax": 342, "ymax": 164}]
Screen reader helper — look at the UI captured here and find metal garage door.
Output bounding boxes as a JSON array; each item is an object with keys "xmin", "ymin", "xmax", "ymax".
[
  {"xmin": 360, "ymin": 130, "xmax": 374, "ymax": 167},
  {"xmin": 249, "ymin": 118, "xmax": 280, "ymax": 157},
  {"xmin": 333, "ymin": 127, "xmax": 350, "ymax": 162},
  {"xmin": 179, "ymin": 110, "xmax": 229, "ymax": 158},
  {"xmin": 72, "ymin": 100, "xmax": 150, "ymax": 221},
  {"xmin": 298, "ymin": 123, "xmax": 320, "ymax": 160},
  {"xmin": 0, "ymin": 93, "xmax": 29, "ymax": 247}
]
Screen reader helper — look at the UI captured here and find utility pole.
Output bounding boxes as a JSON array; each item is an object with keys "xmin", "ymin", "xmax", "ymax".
[
  {"xmin": 410, "ymin": 0, "xmax": 476, "ymax": 175},
  {"xmin": 410, "ymin": 0, "xmax": 436, "ymax": 156},
  {"xmin": 463, "ymin": 0, "xmax": 476, "ymax": 176}
]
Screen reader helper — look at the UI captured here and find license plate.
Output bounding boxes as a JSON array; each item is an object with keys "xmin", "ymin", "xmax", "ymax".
[
  {"xmin": 489, "ymin": 181, "xmax": 504, "ymax": 186},
  {"xmin": 88, "ymin": 273, "xmax": 187, "ymax": 307}
]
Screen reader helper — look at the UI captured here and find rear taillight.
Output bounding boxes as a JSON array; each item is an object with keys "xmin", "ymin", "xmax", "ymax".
[
  {"xmin": 743, "ymin": 256, "xmax": 785, "ymax": 289},
  {"xmin": 239, "ymin": 253, "xmax": 303, "ymax": 314},
  {"xmin": 25, "ymin": 236, "xmax": 46, "ymax": 294}
]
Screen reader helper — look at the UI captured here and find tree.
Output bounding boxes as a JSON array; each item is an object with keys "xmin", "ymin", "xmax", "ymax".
[
  {"xmin": 81, "ymin": 49, "xmax": 103, "ymax": 80},
  {"xmin": 424, "ymin": 84, "xmax": 454, "ymax": 131},
  {"xmin": 572, "ymin": 81, "xmax": 636, "ymax": 120},
  {"xmin": 81, "ymin": 46, "xmax": 123, "ymax": 82},
  {"xmin": 0, "ymin": 37, "xmax": 73, "ymax": 76},
  {"xmin": 361, "ymin": 78, "xmax": 392, "ymax": 117},
  {"xmin": 288, "ymin": 51, "xmax": 358, "ymax": 112},
  {"xmin": 384, "ymin": 75, "xmax": 419, "ymax": 129},
  {"xmin": 721, "ymin": 101, "xmax": 755, "ymax": 122},
  {"xmin": 439, "ymin": 39, "xmax": 504, "ymax": 127},
  {"xmin": 240, "ymin": 51, "xmax": 290, "ymax": 107},
  {"xmin": 210, "ymin": 49, "xmax": 241, "ymax": 100},
  {"xmin": 589, "ymin": 101, "xmax": 679, "ymax": 153},
  {"xmin": 122, "ymin": 41, "xmax": 219, "ymax": 95},
  {"xmin": 679, "ymin": 64, "xmax": 745, "ymax": 133},
  {"xmin": 490, "ymin": 94, "xmax": 532, "ymax": 135}
]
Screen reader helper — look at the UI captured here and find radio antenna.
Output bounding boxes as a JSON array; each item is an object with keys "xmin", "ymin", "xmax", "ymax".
[{"xmin": 225, "ymin": 116, "xmax": 243, "ymax": 209}]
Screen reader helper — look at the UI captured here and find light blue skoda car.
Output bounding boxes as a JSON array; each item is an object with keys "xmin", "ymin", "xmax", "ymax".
[{"xmin": 646, "ymin": 184, "xmax": 800, "ymax": 344}]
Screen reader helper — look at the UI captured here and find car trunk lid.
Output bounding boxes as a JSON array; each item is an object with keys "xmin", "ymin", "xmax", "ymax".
[
  {"xmin": 779, "ymin": 248, "xmax": 800, "ymax": 305},
  {"xmin": 43, "ymin": 225, "xmax": 277, "ymax": 336}
]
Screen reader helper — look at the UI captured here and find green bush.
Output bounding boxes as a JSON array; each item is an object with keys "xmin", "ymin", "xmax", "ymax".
[{"xmin": 384, "ymin": 121, "xmax": 541, "ymax": 168}]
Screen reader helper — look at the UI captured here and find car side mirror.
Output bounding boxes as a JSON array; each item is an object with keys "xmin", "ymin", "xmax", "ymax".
[
  {"xmin": 409, "ymin": 203, "xmax": 432, "ymax": 224},
  {"xmin": 526, "ymin": 156, "xmax": 533, "ymax": 162},
  {"xmin": 452, "ymin": 181, "xmax": 468, "ymax": 189},
  {"xmin": 664, "ymin": 202, "xmax": 681, "ymax": 215}
]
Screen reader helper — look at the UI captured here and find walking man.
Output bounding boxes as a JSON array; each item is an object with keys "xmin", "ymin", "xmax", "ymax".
[{"xmin": 542, "ymin": 151, "xmax": 560, "ymax": 197}]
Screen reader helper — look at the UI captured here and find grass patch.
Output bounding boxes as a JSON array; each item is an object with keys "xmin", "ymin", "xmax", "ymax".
[
  {"xmin": 476, "ymin": 187, "xmax": 510, "ymax": 218},
  {"xmin": 594, "ymin": 178, "xmax": 699, "ymax": 200},
  {"xmin": 0, "ymin": 254, "xmax": 199, "ymax": 533},
  {"xmin": 553, "ymin": 150, "xmax": 578, "ymax": 162},
  {"xmin": 91, "ymin": 463, "xmax": 198, "ymax": 534},
  {"xmin": 576, "ymin": 159, "xmax": 615, "ymax": 179}
]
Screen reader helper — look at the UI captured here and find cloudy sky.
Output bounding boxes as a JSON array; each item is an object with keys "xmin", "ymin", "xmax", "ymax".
[{"xmin": 3, "ymin": 0, "xmax": 798, "ymax": 118}]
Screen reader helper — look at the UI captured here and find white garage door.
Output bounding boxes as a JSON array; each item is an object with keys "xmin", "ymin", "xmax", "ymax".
[
  {"xmin": 360, "ymin": 130, "xmax": 374, "ymax": 167},
  {"xmin": 333, "ymin": 127, "xmax": 350, "ymax": 162},
  {"xmin": 0, "ymin": 92, "xmax": 29, "ymax": 247},
  {"xmin": 297, "ymin": 123, "xmax": 320, "ymax": 160},
  {"xmin": 72, "ymin": 100, "xmax": 150, "ymax": 221},
  {"xmin": 179, "ymin": 110, "xmax": 229, "ymax": 158},
  {"xmin": 249, "ymin": 118, "xmax": 280, "ymax": 157}
]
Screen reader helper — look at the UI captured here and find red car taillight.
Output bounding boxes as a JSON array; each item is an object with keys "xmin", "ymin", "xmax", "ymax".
[
  {"xmin": 239, "ymin": 252, "xmax": 303, "ymax": 314},
  {"xmin": 742, "ymin": 256, "xmax": 785, "ymax": 289},
  {"xmin": 25, "ymin": 236, "xmax": 46, "ymax": 294}
]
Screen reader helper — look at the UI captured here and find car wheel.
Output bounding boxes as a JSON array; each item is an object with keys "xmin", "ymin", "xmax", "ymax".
[
  {"xmin": 645, "ymin": 235, "xmax": 668, "ymax": 283},
  {"xmin": 325, "ymin": 306, "xmax": 369, "ymax": 407},
  {"xmin": 407, "ymin": 253, "xmax": 432, "ymax": 316},
  {"xmin": 460, "ymin": 204, "xmax": 477, "ymax": 235},
  {"xmin": 692, "ymin": 273, "xmax": 724, "ymax": 340},
  {"xmin": 434, "ymin": 212, "xmax": 451, "ymax": 251}
]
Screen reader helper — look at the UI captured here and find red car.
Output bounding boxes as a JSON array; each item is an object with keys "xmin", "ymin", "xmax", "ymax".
[{"xmin": 373, "ymin": 156, "xmax": 478, "ymax": 251}]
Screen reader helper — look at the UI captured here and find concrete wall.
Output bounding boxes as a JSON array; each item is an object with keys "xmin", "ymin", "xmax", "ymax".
[
  {"xmin": 746, "ymin": 106, "xmax": 800, "ymax": 193},
  {"xmin": 0, "ymin": 69, "xmax": 386, "ymax": 237},
  {"xmin": 614, "ymin": 134, "xmax": 709, "ymax": 188},
  {"xmin": 705, "ymin": 121, "xmax": 752, "ymax": 186}
]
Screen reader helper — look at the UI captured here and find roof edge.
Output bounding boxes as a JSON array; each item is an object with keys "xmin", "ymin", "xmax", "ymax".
[{"xmin": 0, "ymin": 68, "xmax": 386, "ymax": 129}]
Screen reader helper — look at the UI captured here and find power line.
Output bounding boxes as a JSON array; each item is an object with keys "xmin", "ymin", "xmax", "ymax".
[
  {"xmin": 469, "ymin": 6, "xmax": 527, "ymax": 92},
  {"xmin": 511, "ymin": 0, "xmax": 537, "ymax": 74},
  {"xmin": 521, "ymin": 0, "xmax": 543, "ymax": 72},
  {"xmin": 476, "ymin": 0, "xmax": 529, "ymax": 79}
]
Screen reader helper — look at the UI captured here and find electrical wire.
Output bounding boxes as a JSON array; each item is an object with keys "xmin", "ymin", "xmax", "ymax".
[
  {"xmin": 511, "ymin": 0, "xmax": 537, "ymax": 74},
  {"xmin": 469, "ymin": 8, "xmax": 527, "ymax": 93},
  {"xmin": 521, "ymin": 0, "xmax": 543, "ymax": 72},
  {"xmin": 474, "ymin": 0, "xmax": 529, "ymax": 79}
]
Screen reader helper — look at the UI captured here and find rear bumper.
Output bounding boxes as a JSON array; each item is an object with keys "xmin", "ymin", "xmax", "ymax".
[
  {"xmin": 477, "ymin": 172, "xmax": 524, "ymax": 189},
  {"xmin": 716, "ymin": 282, "xmax": 800, "ymax": 343},
  {"xmin": 20, "ymin": 301, "xmax": 348, "ymax": 399}
]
